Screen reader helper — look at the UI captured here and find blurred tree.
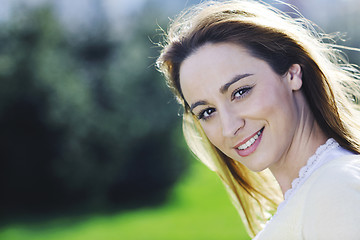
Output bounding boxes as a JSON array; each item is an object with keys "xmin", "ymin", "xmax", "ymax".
[{"xmin": 0, "ymin": 4, "xmax": 189, "ymax": 219}]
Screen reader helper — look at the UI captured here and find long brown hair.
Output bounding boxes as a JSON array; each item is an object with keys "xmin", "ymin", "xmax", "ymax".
[{"xmin": 157, "ymin": 0, "xmax": 360, "ymax": 236}]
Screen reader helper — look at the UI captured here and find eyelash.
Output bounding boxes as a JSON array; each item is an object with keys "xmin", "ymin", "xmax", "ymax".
[
  {"xmin": 196, "ymin": 85, "xmax": 254, "ymax": 121},
  {"xmin": 197, "ymin": 108, "xmax": 215, "ymax": 121},
  {"xmin": 231, "ymin": 86, "xmax": 253, "ymax": 100}
]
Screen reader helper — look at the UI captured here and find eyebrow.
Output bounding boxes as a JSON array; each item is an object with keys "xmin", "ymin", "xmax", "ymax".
[
  {"xmin": 190, "ymin": 100, "xmax": 208, "ymax": 112},
  {"xmin": 190, "ymin": 73, "xmax": 254, "ymax": 112},
  {"xmin": 219, "ymin": 73, "xmax": 253, "ymax": 94}
]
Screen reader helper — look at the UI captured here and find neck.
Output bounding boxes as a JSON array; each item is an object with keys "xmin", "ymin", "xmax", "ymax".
[{"xmin": 269, "ymin": 98, "xmax": 328, "ymax": 196}]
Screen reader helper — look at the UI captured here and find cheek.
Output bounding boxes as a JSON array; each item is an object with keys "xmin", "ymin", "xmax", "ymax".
[
  {"xmin": 249, "ymin": 87, "xmax": 297, "ymax": 132},
  {"xmin": 262, "ymin": 90, "xmax": 298, "ymax": 129},
  {"xmin": 246, "ymin": 90, "xmax": 277, "ymax": 118},
  {"xmin": 201, "ymin": 122, "xmax": 223, "ymax": 147},
  {"xmin": 256, "ymin": 84, "xmax": 292, "ymax": 112}
]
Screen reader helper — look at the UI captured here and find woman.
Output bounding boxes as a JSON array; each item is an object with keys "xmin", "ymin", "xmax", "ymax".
[{"xmin": 156, "ymin": 0, "xmax": 360, "ymax": 239}]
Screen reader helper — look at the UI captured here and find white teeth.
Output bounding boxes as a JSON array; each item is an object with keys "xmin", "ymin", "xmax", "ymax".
[{"xmin": 237, "ymin": 130, "xmax": 262, "ymax": 150}]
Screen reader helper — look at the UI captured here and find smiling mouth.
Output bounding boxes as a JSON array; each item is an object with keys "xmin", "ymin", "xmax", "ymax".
[{"xmin": 236, "ymin": 127, "xmax": 264, "ymax": 150}]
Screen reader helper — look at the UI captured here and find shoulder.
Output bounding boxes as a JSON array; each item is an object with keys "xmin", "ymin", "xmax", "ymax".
[
  {"xmin": 302, "ymin": 155, "xmax": 360, "ymax": 239},
  {"xmin": 308, "ymin": 155, "xmax": 360, "ymax": 193},
  {"xmin": 312, "ymin": 154, "xmax": 360, "ymax": 182}
]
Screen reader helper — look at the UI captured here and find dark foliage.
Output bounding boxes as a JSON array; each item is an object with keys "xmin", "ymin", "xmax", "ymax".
[{"xmin": 0, "ymin": 6, "xmax": 188, "ymax": 218}]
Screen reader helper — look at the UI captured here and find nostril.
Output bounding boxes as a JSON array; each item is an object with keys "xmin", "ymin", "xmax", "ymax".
[
  {"xmin": 234, "ymin": 119, "xmax": 246, "ymax": 135},
  {"xmin": 222, "ymin": 117, "xmax": 245, "ymax": 137}
]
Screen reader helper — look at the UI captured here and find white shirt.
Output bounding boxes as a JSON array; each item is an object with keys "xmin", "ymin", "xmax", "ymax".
[{"xmin": 254, "ymin": 139, "xmax": 360, "ymax": 240}]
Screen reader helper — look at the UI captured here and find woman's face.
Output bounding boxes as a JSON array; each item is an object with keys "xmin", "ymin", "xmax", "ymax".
[{"xmin": 179, "ymin": 42, "xmax": 303, "ymax": 172}]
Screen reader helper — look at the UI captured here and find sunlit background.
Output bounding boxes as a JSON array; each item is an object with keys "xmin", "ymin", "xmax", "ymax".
[{"xmin": 0, "ymin": 0, "xmax": 359, "ymax": 240}]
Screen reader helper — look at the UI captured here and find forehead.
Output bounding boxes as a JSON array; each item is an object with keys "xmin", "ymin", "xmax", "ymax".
[
  {"xmin": 179, "ymin": 42, "xmax": 258, "ymax": 97},
  {"xmin": 181, "ymin": 42, "xmax": 250, "ymax": 73}
]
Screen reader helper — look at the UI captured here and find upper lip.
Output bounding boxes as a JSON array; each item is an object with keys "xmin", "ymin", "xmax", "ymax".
[{"xmin": 233, "ymin": 127, "xmax": 263, "ymax": 149}]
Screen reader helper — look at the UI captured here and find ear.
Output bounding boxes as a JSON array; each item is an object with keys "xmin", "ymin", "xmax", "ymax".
[{"xmin": 287, "ymin": 64, "xmax": 302, "ymax": 91}]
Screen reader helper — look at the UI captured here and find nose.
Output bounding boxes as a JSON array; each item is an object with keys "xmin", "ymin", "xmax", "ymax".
[{"xmin": 220, "ymin": 106, "xmax": 245, "ymax": 137}]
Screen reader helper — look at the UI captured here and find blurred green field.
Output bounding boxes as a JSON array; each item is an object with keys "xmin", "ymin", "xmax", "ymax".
[{"xmin": 0, "ymin": 160, "xmax": 250, "ymax": 240}]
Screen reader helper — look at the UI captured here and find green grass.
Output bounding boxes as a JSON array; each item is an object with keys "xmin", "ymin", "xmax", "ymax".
[{"xmin": 0, "ymin": 161, "xmax": 250, "ymax": 240}]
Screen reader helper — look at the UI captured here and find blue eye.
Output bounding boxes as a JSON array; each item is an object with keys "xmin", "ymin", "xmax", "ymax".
[
  {"xmin": 197, "ymin": 108, "xmax": 216, "ymax": 120},
  {"xmin": 232, "ymin": 86, "xmax": 252, "ymax": 100}
]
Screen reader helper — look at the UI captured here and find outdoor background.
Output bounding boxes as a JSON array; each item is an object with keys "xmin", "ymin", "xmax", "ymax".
[{"xmin": 0, "ymin": 0, "xmax": 359, "ymax": 240}]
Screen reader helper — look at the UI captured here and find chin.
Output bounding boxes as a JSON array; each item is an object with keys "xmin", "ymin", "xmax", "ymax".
[
  {"xmin": 237, "ymin": 158, "xmax": 269, "ymax": 172},
  {"xmin": 246, "ymin": 164, "xmax": 267, "ymax": 172}
]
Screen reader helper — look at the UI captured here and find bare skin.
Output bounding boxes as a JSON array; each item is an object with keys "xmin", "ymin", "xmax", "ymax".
[{"xmin": 179, "ymin": 42, "xmax": 328, "ymax": 195}]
